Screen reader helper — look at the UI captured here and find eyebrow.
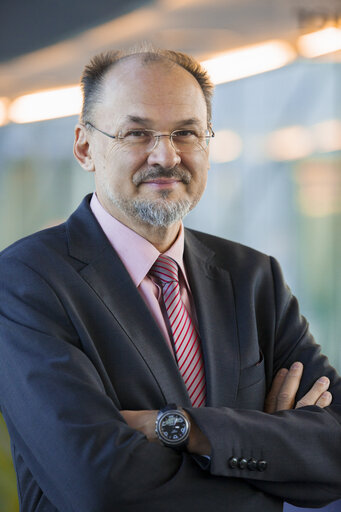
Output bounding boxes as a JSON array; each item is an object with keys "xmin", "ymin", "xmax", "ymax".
[
  {"xmin": 124, "ymin": 115, "xmax": 204, "ymax": 127},
  {"xmin": 174, "ymin": 117, "xmax": 203, "ymax": 128},
  {"xmin": 125, "ymin": 115, "xmax": 152, "ymax": 125}
]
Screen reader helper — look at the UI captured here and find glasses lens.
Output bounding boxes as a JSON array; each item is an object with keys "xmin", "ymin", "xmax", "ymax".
[
  {"xmin": 120, "ymin": 129, "xmax": 212, "ymax": 153},
  {"xmin": 171, "ymin": 131, "xmax": 209, "ymax": 152},
  {"xmin": 122, "ymin": 130, "xmax": 155, "ymax": 151}
]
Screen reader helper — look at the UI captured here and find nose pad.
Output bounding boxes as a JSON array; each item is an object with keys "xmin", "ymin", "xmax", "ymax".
[
  {"xmin": 151, "ymin": 135, "xmax": 179, "ymax": 153},
  {"xmin": 147, "ymin": 135, "xmax": 181, "ymax": 167}
]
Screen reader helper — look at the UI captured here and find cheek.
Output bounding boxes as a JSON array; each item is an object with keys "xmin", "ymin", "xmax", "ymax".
[
  {"xmin": 102, "ymin": 143, "xmax": 137, "ymax": 171},
  {"xmin": 193, "ymin": 156, "xmax": 209, "ymax": 197},
  {"xmin": 196, "ymin": 173, "xmax": 208, "ymax": 198},
  {"xmin": 104, "ymin": 142, "xmax": 123, "ymax": 161},
  {"xmin": 102, "ymin": 151, "xmax": 148, "ymax": 188},
  {"xmin": 183, "ymin": 153, "xmax": 209, "ymax": 182}
]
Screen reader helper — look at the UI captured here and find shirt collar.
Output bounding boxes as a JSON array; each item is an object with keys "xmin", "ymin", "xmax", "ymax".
[{"xmin": 90, "ymin": 193, "xmax": 187, "ymax": 287}]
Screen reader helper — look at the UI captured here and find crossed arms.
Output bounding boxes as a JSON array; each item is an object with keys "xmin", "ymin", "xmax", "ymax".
[
  {"xmin": 0, "ymin": 251, "xmax": 341, "ymax": 511},
  {"xmin": 121, "ymin": 360, "xmax": 333, "ymax": 456}
]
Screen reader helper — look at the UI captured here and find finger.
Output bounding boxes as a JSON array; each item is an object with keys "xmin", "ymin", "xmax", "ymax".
[
  {"xmin": 315, "ymin": 391, "xmax": 332, "ymax": 408},
  {"xmin": 276, "ymin": 361, "xmax": 303, "ymax": 411},
  {"xmin": 264, "ymin": 368, "xmax": 289, "ymax": 413},
  {"xmin": 295, "ymin": 377, "xmax": 330, "ymax": 409}
]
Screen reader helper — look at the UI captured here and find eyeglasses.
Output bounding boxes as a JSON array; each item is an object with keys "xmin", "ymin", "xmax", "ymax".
[{"xmin": 85, "ymin": 122, "xmax": 215, "ymax": 153}]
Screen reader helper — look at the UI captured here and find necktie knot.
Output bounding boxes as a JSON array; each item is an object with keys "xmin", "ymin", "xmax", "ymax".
[{"xmin": 150, "ymin": 255, "xmax": 179, "ymax": 286}]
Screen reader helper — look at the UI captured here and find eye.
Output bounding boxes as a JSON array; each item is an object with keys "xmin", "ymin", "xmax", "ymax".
[
  {"xmin": 172, "ymin": 130, "xmax": 197, "ymax": 138},
  {"xmin": 124, "ymin": 129, "xmax": 152, "ymax": 138}
]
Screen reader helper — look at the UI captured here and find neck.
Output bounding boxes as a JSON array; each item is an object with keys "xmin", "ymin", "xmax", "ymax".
[{"xmin": 135, "ymin": 222, "xmax": 181, "ymax": 252}]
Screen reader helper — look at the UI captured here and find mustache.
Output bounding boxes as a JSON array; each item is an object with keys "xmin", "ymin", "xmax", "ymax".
[{"xmin": 132, "ymin": 166, "xmax": 191, "ymax": 186}]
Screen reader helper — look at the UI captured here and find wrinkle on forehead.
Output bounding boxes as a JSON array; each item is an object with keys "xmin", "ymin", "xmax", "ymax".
[{"xmin": 99, "ymin": 56, "xmax": 207, "ymax": 117}]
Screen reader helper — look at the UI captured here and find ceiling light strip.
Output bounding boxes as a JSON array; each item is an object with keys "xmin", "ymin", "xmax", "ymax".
[
  {"xmin": 8, "ymin": 85, "xmax": 82, "ymax": 124},
  {"xmin": 201, "ymin": 40, "xmax": 296, "ymax": 85}
]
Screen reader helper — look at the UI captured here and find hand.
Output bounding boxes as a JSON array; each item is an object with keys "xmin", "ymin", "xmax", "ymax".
[
  {"xmin": 120, "ymin": 410, "xmax": 158, "ymax": 442},
  {"xmin": 264, "ymin": 361, "xmax": 332, "ymax": 413},
  {"xmin": 121, "ymin": 408, "xmax": 211, "ymax": 455}
]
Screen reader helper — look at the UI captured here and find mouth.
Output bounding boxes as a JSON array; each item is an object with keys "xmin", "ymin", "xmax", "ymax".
[{"xmin": 142, "ymin": 178, "xmax": 182, "ymax": 188}]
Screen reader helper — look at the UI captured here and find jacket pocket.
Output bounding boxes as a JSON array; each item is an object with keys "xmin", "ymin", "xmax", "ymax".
[{"xmin": 236, "ymin": 353, "xmax": 266, "ymax": 410}]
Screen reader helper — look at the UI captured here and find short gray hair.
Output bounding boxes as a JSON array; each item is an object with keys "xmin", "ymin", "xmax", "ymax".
[{"xmin": 80, "ymin": 43, "xmax": 214, "ymax": 124}]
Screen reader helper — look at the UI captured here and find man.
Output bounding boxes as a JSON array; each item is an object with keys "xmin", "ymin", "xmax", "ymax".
[{"xmin": 0, "ymin": 46, "xmax": 340, "ymax": 512}]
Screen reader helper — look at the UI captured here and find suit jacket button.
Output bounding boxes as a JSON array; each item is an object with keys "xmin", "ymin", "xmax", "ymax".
[
  {"xmin": 247, "ymin": 458, "xmax": 258, "ymax": 471},
  {"xmin": 228, "ymin": 457, "xmax": 238, "ymax": 469},
  {"xmin": 238, "ymin": 458, "xmax": 248, "ymax": 469},
  {"xmin": 257, "ymin": 460, "xmax": 268, "ymax": 472}
]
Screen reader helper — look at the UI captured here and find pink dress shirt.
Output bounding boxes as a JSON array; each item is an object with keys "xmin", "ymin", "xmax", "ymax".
[{"xmin": 90, "ymin": 193, "xmax": 197, "ymax": 357}]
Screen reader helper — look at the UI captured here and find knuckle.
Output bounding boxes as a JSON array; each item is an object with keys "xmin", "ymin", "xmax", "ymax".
[
  {"xmin": 321, "ymin": 391, "xmax": 332, "ymax": 402},
  {"xmin": 277, "ymin": 392, "xmax": 291, "ymax": 403},
  {"xmin": 296, "ymin": 399, "xmax": 308, "ymax": 408}
]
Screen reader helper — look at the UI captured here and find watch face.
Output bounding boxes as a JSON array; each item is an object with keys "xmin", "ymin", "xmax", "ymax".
[{"xmin": 159, "ymin": 412, "xmax": 189, "ymax": 444}]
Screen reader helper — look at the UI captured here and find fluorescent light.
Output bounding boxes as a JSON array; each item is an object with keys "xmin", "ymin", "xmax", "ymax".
[
  {"xmin": 210, "ymin": 129, "xmax": 243, "ymax": 163},
  {"xmin": 9, "ymin": 85, "xmax": 82, "ymax": 124},
  {"xmin": 312, "ymin": 119, "xmax": 341, "ymax": 153},
  {"xmin": 298, "ymin": 27, "xmax": 341, "ymax": 58},
  {"xmin": 0, "ymin": 97, "xmax": 8, "ymax": 126},
  {"xmin": 265, "ymin": 126, "xmax": 314, "ymax": 161},
  {"xmin": 295, "ymin": 161, "xmax": 341, "ymax": 217},
  {"xmin": 201, "ymin": 40, "xmax": 296, "ymax": 85},
  {"xmin": 265, "ymin": 119, "xmax": 341, "ymax": 162}
]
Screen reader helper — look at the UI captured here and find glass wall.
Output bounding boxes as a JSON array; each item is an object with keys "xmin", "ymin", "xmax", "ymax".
[
  {"xmin": 186, "ymin": 59, "xmax": 341, "ymax": 373},
  {"xmin": 0, "ymin": 59, "xmax": 340, "ymax": 510}
]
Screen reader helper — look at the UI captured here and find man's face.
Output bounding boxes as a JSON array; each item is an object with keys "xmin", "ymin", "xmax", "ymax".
[{"xmin": 85, "ymin": 57, "xmax": 210, "ymax": 232}]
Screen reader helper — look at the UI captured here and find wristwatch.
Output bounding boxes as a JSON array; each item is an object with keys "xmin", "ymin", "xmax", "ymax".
[{"xmin": 155, "ymin": 404, "xmax": 190, "ymax": 450}]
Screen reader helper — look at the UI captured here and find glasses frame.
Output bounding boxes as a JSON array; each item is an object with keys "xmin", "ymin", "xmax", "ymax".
[{"xmin": 84, "ymin": 122, "xmax": 215, "ymax": 153}]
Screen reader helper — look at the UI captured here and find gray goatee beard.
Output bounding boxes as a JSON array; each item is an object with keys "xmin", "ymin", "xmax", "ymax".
[
  {"xmin": 106, "ymin": 165, "xmax": 194, "ymax": 227},
  {"xmin": 124, "ymin": 196, "xmax": 192, "ymax": 227}
]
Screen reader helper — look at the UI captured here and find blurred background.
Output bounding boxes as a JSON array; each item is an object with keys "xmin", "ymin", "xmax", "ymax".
[{"xmin": 0, "ymin": 0, "xmax": 341, "ymax": 510}]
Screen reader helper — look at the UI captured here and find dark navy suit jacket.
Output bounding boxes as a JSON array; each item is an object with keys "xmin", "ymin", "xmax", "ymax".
[{"xmin": 0, "ymin": 195, "xmax": 340, "ymax": 511}]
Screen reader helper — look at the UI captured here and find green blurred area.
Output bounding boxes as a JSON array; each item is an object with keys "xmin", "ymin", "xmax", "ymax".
[{"xmin": 0, "ymin": 416, "xmax": 18, "ymax": 512}]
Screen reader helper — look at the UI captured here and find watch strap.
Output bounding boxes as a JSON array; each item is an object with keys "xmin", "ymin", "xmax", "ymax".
[{"xmin": 158, "ymin": 403, "xmax": 178, "ymax": 415}]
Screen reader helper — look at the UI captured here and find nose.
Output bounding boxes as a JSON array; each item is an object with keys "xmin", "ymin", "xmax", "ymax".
[{"xmin": 147, "ymin": 135, "xmax": 181, "ymax": 168}]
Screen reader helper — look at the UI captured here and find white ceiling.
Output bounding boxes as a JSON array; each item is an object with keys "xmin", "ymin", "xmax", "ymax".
[{"xmin": 0, "ymin": 0, "xmax": 340, "ymax": 98}]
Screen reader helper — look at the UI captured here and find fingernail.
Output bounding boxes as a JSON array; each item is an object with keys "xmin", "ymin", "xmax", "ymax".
[
  {"xmin": 318, "ymin": 377, "xmax": 329, "ymax": 385},
  {"xmin": 279, "ymin": 368, "xmax": 288, "ymax": 376},
  {"xmin": 291, "ymin": 362, "xmax": 302, "ymax": 370}
]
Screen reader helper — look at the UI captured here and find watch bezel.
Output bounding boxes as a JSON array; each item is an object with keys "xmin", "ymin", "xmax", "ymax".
[{"xmin": 155, "ymin": 408, "xmax": 190, "ymax": 447}]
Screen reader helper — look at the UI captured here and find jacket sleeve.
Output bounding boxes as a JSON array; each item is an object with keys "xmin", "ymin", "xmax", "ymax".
[
  {"xmin": 187, "ymin": 256, "xmax": 341, "ymax": 507},
  {"xmin": 0, "ymin": 255, "xmax": 197, "ymax": 512}
]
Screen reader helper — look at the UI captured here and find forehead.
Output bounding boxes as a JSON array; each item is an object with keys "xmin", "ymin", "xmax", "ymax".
[{"xmin": 95, "ymin": 56, "xmax": 207, "ymax": 126}]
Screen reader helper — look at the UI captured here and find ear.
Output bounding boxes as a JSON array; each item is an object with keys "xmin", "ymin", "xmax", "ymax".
[{"xmin": 73, "ymin": 124, "xmax": 95, "ymax": 172}]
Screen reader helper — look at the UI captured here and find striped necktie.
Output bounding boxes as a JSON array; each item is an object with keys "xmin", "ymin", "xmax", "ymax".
[{"xmin": 150, "ymin": 255, "xmax": 206, "ymax": 407}]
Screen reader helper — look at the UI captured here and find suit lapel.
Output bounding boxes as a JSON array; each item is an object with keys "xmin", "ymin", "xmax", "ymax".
[
  {"xmin": 66, "ymin": 196, "xmax": 192, "ymax": 407},
  {"xmin": 184, "ymin": 230, "xmax": 240, "ymax": 408}
]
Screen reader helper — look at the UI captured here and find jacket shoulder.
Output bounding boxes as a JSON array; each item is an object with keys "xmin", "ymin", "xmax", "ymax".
[
  {"xmin": 0, "ymin": 223, "xmax": 68, "ymax": 265},
  {"xmin": 185, "ymin": 228, "xmax": 271, "ymax": 270}
]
